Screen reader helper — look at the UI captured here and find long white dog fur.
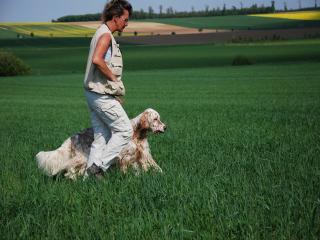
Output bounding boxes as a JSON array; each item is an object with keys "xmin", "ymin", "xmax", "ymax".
[{"xmin": 36, "ymin": 108, "xmax": 166, "ymax": 180}]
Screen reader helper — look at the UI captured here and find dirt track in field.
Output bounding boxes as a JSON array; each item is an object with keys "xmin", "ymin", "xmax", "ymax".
[
  {"xmin": 70, "ymin": 21, "xmax": 320, "ymax": 45},
  {"xmin": 70, "ymin": 21, "xmax": 226, "ymax": 35},
  {"xmin": 116, "ymin": 27, "xmax": 320, "ymax": 45}
]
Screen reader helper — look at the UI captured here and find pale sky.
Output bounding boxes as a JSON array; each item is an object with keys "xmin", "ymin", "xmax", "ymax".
[{"xmin": 0, "ymin": 0, "xmax": 318, "ymax": 22}]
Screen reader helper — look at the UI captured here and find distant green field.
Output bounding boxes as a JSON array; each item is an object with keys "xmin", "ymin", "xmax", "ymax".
[
  {"xmin": 139, "ymin": 15, "xmax": 320, "ymax": 30},
  {"xmin": 1, "ymin": 38, "xmax": 320, "ymax": 75},
  {"xmin": 0, "ymin": 27, "xmax": 24, "ymax": 39},
  {"xmin": 0, "ymin": 39, "xmax": 319, "ymax": 239}
]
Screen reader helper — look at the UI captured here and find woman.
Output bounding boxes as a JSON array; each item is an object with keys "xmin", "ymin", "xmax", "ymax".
[{"xmin": 83, "ymin": 0, "xmax": 133, "ymax": 178}]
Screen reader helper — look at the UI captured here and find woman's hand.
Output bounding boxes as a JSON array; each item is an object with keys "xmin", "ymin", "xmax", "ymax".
[
  {"xmin": 110, "ymin": 75, "xmax": 119, "ymax": 82},
  {"xmin": 115, "ymin": 96, "xmax": 124, "ymax": 104}
]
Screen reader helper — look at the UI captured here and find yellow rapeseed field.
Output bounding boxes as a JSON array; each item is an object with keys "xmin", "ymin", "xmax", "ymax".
[
  {"xmin": 0, "ymin": 22, "xmax": 96, "ymax": 37},
  {"xmin": 0, "ymin": 22, "xmax": 138, "ymax": 37},
  {"xmin": 251, "ymin": 10, "xmax": 320, "ymax": 20}
]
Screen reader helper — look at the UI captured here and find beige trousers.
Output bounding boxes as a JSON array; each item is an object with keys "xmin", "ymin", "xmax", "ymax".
[{"xmin": 85, "ymin": 90, "xmax": 133, "ymax": 171}]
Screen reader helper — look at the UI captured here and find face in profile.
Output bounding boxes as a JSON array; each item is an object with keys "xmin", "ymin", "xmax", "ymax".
[{"xmin": 115, "ymin": 9, "xmax": 129, "ymax": 32}]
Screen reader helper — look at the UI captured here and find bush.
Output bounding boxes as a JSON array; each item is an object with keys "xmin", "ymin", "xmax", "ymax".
[
  {"xmin": 0, "ymin": 52, "xmax": 31, "ymax": 76},
  {"xmin": 232, "ymin": 55, "xmax": 255, "ymax": 66}
]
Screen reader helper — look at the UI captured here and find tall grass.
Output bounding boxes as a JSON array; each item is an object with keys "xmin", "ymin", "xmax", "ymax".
[
  {"xmin": 1, "ymin": 39, "xmax": 320, "ymax": 238},
  {"xmin": 1, "ymin": 59, "xmax": 319, "ymax": 238}
]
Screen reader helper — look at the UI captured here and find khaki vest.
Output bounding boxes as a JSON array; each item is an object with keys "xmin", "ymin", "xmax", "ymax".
[{"xmin": 84, "ymin": 24, "xmax": 125, "ymax": 96}]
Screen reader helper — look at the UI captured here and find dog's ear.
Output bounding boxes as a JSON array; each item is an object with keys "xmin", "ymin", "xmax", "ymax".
[{"xmin": 138, "ymin": 112, "xmax": 149, "ymax": 130}]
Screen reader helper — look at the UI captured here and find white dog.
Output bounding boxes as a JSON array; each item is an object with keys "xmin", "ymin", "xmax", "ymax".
[{"xmin": 36, "ymin": 108, "xmax": 166, "ymax": 180}]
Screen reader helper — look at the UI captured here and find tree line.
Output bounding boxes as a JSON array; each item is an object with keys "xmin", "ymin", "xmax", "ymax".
[
  {"xmin": 54, "ymin": 2, "xmax": 277, "ymax": 22},
  {"xmin": 53, "ymin": 2, "xmax": 319, "ymax": 22}
]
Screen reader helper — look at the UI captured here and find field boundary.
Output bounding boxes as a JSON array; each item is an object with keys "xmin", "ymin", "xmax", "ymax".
[
  {"xmin": 116, "ymin": 27, "xmax": 320, "ymax": 45},
  {"xmin": 69, "ymin": 21, "xmax": 222, "ymax": 35}
]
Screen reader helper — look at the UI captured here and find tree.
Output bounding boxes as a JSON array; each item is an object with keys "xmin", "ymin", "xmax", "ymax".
[
  {"xmin": 0, "ymin": 51, "xmax": 31, "ymax": 76},
  {"xmin": 159, "ymin": 5, "xmax": 163, "ymax": 15},
  {"xmin": 271, "ymin": 1, "xmax": 275, "ymax": 12},
  {"xmin": 166, "ymin": 7, "xmax": 174, "ymax": 15},
  {"xmin": 231, "ymin": 5, "xmax": 237, "ymax": 15},
  {"xmin": 148, "ymin": 6, "xmax": 154, "ymax": 18},
  {"xmin": 54, "ymin": 2, "xmax": 277, "ymax": 21},
  {"xmin": 222, "ymin": 3, "xmax": 226, "ymax": 15},
  {"xmin": 139, "ymin": 8, "xmax": 147, "ymax": 19},
  {"xmin": 284, "ymin": 1, "xmax": 288, "ymax": 11},
  {"xmin": 250, "ymin": 4, "xmax": 258, "ymax": 14}
]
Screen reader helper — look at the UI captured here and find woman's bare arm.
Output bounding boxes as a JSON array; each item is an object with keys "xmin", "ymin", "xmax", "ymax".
[{"xmin": 92, "ymin": 33, "xmax": 118, "ymax": 82}]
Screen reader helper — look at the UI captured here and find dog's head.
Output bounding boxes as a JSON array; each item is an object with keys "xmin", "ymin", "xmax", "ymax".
[{"xmin": 137, "ymin": 108, "xmax": 166, "ymax": 134}]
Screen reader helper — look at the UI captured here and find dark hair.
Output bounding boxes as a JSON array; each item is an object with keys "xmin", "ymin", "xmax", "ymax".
[{"xmin": 101, "ymin": 0, "xmax": 132, "ymax": 22}]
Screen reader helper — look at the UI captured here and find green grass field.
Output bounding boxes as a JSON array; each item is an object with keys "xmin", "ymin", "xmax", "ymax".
[
  {"xmin": 139, "ymin": 15, "xmax": 320, "ymax": 30},
  {"xmin": 0, "ymin": 38, "xmax": 320, "ymax": 239},
  {"xmin": 1, "ymin": 38, "xmax": 320, "ymax": 75}
]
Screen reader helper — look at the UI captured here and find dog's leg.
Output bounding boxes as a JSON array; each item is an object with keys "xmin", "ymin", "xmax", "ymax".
[
  {"xmin": 132, "ymin": 162, "xmax": 141, "ymax": 176},
  {"xmin": 148, "ymin": 157, "xmax": 163, "ymax": 173},
  {"xmin": 142, "ymin": 141, "xmax": 162, "ymax": 173},
  {"xmin": 143, "ymin": 152, "xmax": 162, "ymax": 173},
  {"xmin": 64, "ymin": 156, "xmax": 87, "ymax": 180},
  {"xmin": 119, "ymin": 154, "xmax": 134, "ymax": 173}
]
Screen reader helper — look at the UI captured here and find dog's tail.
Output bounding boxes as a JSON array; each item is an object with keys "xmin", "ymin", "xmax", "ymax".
[{"xmin": 36, "ymin": 138, "xmax": 72, "ymax": 176}]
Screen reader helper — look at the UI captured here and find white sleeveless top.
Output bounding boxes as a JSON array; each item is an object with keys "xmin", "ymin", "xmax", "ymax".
[
  {"xmin": 104, "ymin": 47, "xmax": 112, "ymax": 62},
  {"xmin": 84, "ymin": 24, "xmax": 125, "ymax": 96}
]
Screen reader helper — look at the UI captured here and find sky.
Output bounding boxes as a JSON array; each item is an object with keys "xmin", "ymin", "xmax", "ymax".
[{"xmin": 0, "ymin": 0, "xmax": 318, "ymax": 22}]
